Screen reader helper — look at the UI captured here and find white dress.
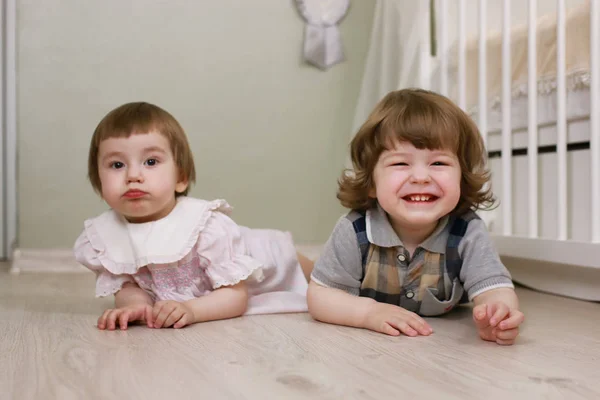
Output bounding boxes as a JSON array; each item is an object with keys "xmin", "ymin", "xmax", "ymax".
[{"xmin": 73, "ymin": 197, "xmax": 308, "ymax": 315}]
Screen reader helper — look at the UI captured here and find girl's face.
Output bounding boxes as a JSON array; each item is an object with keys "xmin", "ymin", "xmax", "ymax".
[
  {"xmin": 370, "ymin": 140, "xmax": 462, "ymax": 239},
  {"xmin": 97, "ymin": 131, "xmax": 188, "ymax": 223}
]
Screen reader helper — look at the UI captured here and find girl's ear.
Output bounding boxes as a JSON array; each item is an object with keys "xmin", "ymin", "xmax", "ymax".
[
  {"xmin": 175, "ymin": 171, "xmax": 189, "ymax": 194},
  {"xmin": 175, "ymin": 179, "xmax": 189, "ymax": 194}
]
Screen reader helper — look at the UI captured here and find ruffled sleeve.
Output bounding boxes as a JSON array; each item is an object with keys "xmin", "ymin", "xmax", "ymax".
[
  {"xmin": 73, "ymin": 230, "xmax": 134, "ymax": 298},
  {"xmin": 196, "ymin": 211, "xmax": 264, "ymax": 289}
]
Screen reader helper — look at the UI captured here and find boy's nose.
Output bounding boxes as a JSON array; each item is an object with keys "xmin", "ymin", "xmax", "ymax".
[{"xmin": 409, "ymin": 167, "xmax": 431, "ymax": 183}]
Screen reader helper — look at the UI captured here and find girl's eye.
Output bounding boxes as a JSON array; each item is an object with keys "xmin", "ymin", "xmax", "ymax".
[
  {"xmin": 392, "ymin": 162, "xmax": 408, "ymax": 166},
  {"xmin": 145, "ymin": 158, "xmax": 158, "ymax": 166},
  {"xmin": 110, "ymin": 161, "xmax": 124, "ymax": 169},
  {"xmin": 432, "ymin": 161, "xmax": 447, "ymax": 166}
]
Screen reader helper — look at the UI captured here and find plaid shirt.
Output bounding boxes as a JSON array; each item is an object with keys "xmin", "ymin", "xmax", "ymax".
[{"xmin": 349, "ymin": 207, "xmax": 478, "ymax": 316}]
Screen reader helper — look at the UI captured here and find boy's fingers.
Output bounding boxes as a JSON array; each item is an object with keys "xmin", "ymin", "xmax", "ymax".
[
  {"xmin": 499, "ymin": 311, "xmax": 525, "ymax": 330},
  {"xmin": 489, "ymin": 304, "xmax": 510, "ymax": 327},
  {"xmin": 472, "ymin": 304, "xmax": 490, "ymax": 329},
  {"xmin": 493, "ymin": 327, "xmax": 519, "ymax": 341}
]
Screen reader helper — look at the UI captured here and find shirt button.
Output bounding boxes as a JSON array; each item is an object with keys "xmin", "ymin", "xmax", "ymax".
[
  {"xmin": 406, "ymin": 291, "xmax": 414, "ymax": 299},
  {"xmin": 397, "ymin": 254, "xmax": 406, "ymax": 262}
]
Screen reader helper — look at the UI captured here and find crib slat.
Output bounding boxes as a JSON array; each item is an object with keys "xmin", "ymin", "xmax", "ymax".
[
  {"xmin": 592, "ymin": 0, "xmax": 600, "ymax": 243},
  {"xmin": 458, "ymin": 0, "xmax": 466, "ymax": 110},
  {"xmin": 528, "ymin": 0, "xmax": 538, "ymax": 238},
  {"xmin": 439, "ymin": 0, "xmax": 448, "ymax": 96},
  {"xmin": 478, "ymin": 0, "xmax": 487, "ymax": 147},
  {"xmin": 502, "ymin": 0, "xmax": 512, "ymax": 235},
  {"xmin": 556, "ymin": 0, "xmax": 567, "ymax": 240}
]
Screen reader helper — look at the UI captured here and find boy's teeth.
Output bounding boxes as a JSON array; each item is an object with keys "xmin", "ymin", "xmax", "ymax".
[{"xmin": 410, "ymin": 195, "xmax": 431, "ymax": 201}]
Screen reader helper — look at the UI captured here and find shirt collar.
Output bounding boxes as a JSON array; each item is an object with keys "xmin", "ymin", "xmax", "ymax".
[{"xmin": 365, "ymin": 202, "xmax": 449, "ymax": 254}]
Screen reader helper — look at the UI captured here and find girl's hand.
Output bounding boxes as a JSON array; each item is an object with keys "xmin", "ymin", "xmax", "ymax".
[
  {"xmin": 473, "ymin": 302, "xmax": 525, "ymax": 345},
  {"xmin": 152, "ymin": 300, "xmax": 195, "ymax": 329},
  {"xmin": 363, "ymin": 302, "xmax": 433, "ymax": 337},
  {"xmin": 98, "ymin": 304, "xmax": 153, "ymax": 330}
]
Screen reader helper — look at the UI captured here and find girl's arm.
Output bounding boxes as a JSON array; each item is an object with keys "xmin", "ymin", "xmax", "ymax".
[
  {"xmin": 98, "ymin": 282, "xmax": 154, "ymax": 330},
  {"xmin": 114, "ymin": 282, "xmax": 154, "ymax": 308},
  {"xmin": 184, "ymin": 281, "xmax": 249, "ymax": 323}
]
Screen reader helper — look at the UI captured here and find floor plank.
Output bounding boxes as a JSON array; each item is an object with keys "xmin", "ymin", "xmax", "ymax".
[{"xmin": 1, "ymin": 266, "xmax": 599, "ymax": 399}]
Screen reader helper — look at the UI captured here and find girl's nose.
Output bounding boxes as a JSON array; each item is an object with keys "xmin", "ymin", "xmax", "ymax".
[{"xmin": 126, "ymin": 166, "xmax": 144, "ymax": 183}]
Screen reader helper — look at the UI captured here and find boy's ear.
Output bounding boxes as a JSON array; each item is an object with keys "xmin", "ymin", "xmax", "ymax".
[{"xmin": 368, "ymin": 185, "xmax": 377, "ymax": 198}]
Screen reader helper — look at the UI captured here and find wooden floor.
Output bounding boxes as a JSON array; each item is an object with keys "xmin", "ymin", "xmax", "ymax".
[{"xmin": 1, "ymin": 263, "xmax": 599, "ymax": 400}]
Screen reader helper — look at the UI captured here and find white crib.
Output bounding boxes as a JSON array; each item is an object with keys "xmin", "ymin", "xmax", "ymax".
[{"xmin": 430, "ymin": 0, "xmax": 599, "ymax": 300}]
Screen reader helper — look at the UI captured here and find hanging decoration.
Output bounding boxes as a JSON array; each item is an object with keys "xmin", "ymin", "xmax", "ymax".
[{"xmin": 295, "ymin": 0, "xmax": 350, "ymax": 70}]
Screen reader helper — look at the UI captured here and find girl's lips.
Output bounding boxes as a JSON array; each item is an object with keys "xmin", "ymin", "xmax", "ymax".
[{"xmin": 123, "ymin": 190, "xmax": 147, "ymax": 199}]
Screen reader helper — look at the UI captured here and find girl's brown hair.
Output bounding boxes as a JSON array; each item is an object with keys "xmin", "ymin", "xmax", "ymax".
[
  {"xmin": 88, "ymin": 102, "xmax": 196, "ymax": 196},
  {"xmin": 338, "ymin": 88, "xmax": 495, "ymax": 215}
]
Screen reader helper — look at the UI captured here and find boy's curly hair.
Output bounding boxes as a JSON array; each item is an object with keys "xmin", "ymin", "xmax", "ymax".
[
  {"xmin": 88, "ymin": 102, "xmax": 196, "ymax": 197},
  {"xmin": 337, "ymin": 88, "xmax": 495, "ymax": 216}
]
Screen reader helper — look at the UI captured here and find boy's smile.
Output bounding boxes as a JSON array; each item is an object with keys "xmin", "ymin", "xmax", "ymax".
[{"xmin": 370, "ymin": 140, "xmax": 461, "ymax": 243}]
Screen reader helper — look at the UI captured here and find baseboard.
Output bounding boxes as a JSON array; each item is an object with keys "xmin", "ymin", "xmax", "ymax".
[
  {"xmin": 9, "ymin": 244, "xmax": 325, "ymax": 275},
  {"xmin": 502, "ymin": 256, "xmax": 600, "ymax": 302},
  {"xmin": 10, "ymin": 248, "xmax": 89, "ymax": 274}
]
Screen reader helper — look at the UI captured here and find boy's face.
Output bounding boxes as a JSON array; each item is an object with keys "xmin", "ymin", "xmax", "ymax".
[
  {"xmin": 97, "ymin": 131, "xmax": 188, "ymax": 223},
  {"xmin": 370, "ymin": 140, "xmax": 461, "ymax": 239}
]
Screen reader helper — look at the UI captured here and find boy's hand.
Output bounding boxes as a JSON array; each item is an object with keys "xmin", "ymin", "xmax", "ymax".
[
  {"xmin": 363, "ymin": 302, "xmax": 433, "ymax": 337},
  {"xmin": 152, "ymin": 300, "xmax": 195, "ymax": 329},
  {"xmin": 473, "ymin": 302, "xmax": 524, "ymax": 345},
  {"xmin": 98, "ymin": 303, "xmax": 153, "ymax": 330}
]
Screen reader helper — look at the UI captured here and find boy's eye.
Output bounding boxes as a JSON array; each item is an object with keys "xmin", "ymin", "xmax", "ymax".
[
  {"xmin": 145, "ymin": 158, "xmax": 158, "ymax": 166},
  {"xmin": 110, "ymin": 161, "xmax": 124, "ymax": 169}
]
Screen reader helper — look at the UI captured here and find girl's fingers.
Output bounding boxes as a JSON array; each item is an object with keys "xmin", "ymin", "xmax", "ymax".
[
  {"xmin": 163, "ymin": 309, "xmax": 183, "ymax": 328},
  {"xmin": 98, "ymin": 309, "xmax": 113, "ymax": 330},
  {"xmin": 107, "ymin": 309, "xmax": 122, "ymax": 331},
  {"xmin": 145, "ymin": 305, "xmax": 154, "ymax": 328},
  {"xmin": 173, "ymin": 314, "xmax": 190, "ymax": 329},
  {"xmin": 118, "ymin": 311, "xmax": 132, "ymax": 330},
  {"xmin": 154, "ymin": 306, "xmax": 175, "ymax": 328}
]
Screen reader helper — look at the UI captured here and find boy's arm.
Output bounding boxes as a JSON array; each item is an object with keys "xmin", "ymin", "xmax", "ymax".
[
  {"xmin": 473, "ymin": 287, "xmax": 519, "ymax": 310},
  {"xmin": 308, "ymin": 215, "xmax": 432, "ymax": 336},
  {"xmin": 307, "ymin": 281, "xmax": 375, "ymax": 328},
  {"xmin": 307, "ymin": 281, "xmax": 433, "ymax": 336}
]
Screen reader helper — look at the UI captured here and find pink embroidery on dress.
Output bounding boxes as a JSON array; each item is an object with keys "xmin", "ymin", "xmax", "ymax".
[{"xmin": 132, "ymin": 252, "xmax": 213, "ymax": 300}]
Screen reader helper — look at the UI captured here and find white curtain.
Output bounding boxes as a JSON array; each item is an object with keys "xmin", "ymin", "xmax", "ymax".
[{"xmin": 350, "ymin": 0, "xmax": 430, "ymax": 138}]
